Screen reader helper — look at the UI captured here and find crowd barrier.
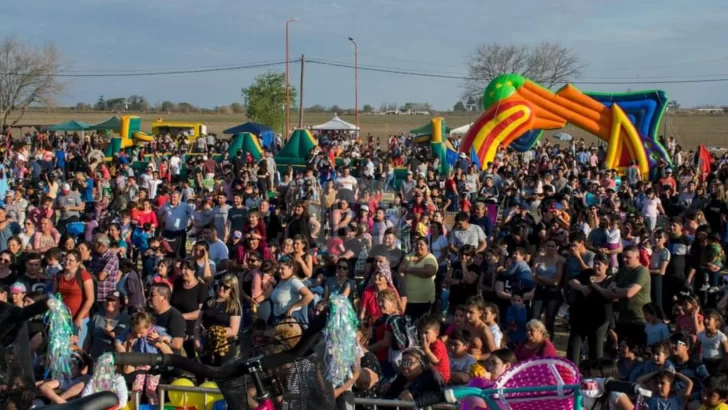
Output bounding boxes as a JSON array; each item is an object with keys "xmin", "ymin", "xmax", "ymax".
[{"xmin": 156, "ymin": 383, "xmax": 459, "ymax": 409}]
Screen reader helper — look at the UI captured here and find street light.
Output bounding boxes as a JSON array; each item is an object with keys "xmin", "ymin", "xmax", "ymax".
[
  {"xmin": 285, "ymin": 18, "xmax": 298, "ymax": 138},
  {"xmin": 348, "ymin": 37, "xmax": 359, "ymax": 133}
]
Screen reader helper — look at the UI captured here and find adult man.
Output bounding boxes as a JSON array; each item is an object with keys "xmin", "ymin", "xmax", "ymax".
[
  {"xmin": 149, "ymin": 284, "xmax": 185, "ymax": 353},
  {"xmin": 17, "ymin": 254, "xmax": 48, "ymax": 295},
  {"xmin": 259, "ymin": 200, "xmax": 283, "ymax": 244},
  {"xmin": 565, "ymin": 232, "xmax": 595, "ymax": 282},
  {"xmin": 204, "ymin": 225, "xmax": 229, "ymax": 274},
  {"xmin": 90, "ymin": 234, "xmax": 120, "ymax": 309},
  {"xmin": 30, "ymin": 217, "xmax": 59, "ymax": 253},
  {"xmin": 336, "ymin": 166, "xmax": 358, "ymax": 203},
  {"xmin": 54, "ymin": 183, "xmax": 84, "ymax": 235},
  {"xmin": 212, "ymin": 192, "xmax": 230, "ymax": 240},
  {"xmin": 159, "ymin": 189, "xmax": 194, "ymax": 259},
  {"xmin": 449, "ymin": 212, "xmax": 486, "ymax": 254},
  {"xmin": 593, "ymin": 245, "xmax": 650, "ymax": 346}
]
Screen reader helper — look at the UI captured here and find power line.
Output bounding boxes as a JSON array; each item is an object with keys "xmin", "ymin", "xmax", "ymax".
[
  {"xmin": 307, "ymin": 59, "xmax": 728, "ymax": 85},
  {"xmin": 1, "ymin": 60, "xmax": 293, "ymax": 77}
]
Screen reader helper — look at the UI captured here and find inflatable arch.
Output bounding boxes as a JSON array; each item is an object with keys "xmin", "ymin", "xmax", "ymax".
[{"xmin": 459, "ymin": 74, "xmax": 672, "ymax": 179}]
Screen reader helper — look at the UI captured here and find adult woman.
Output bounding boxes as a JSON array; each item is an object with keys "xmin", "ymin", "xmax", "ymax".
[
  {"xmin": 107, "ymin": 222, "xmax": 128, "ymax": 258},
  {"xmin": 332, "ymin": 199, "xmax": 353, "ymax": 232},
  {"xmin": 368, "ymin": 288, "xmax": 405, "ymax": 379},
  {"xmin": 530, "ymin": 240, "xmax": 564, "ymax": 338},
  {"xmin": 239, "ymin": 250, "xmax": 264, "ymax": 323},
  {"xmin": 399, "ymin": 238, "xmax": 438, "ymax": 319},
  {"xmin": 171, "ymin": 260, "xmax": 209, "ymax": 358},
  {"xmin": 286, "ymin": 202, "xmax": 320, "ymax": 246},
  {"xmin": 134, "ymin": 199, "xmax": 158, "ymax": 229},
  {"xmin": 291, "ymin": 234, "xmax": 313, "ymax": 279},
  {"xmin": 52, "ymin": 249, "xmax": 95, "ymax": 347},
  {"xmin": 323, "ymin": 258, "xmax": 356, "ymax": 302},
  {"xmin": 567, "ymin": 253, "xmax": 614, "ymax": 364},
  {"xmin": 353, "ymin": 327, "xmax": 382, "ymax": 403},
  {"xmin": 514, "ymin": 319, "xmax": 558, "ymax": 361},
  {"xmin": 444, "ymin": 245, "xmax": 479, "ymax": 312},
  {"xmin": 194, "ymin": 274, "xmax": 242, "ymax": 366},
  {"xmin": 360, "ymin": 257, "xmax": 399, "ymax": 323},
  {"xmin": 640, "ymin": 189, "xmax": 664, "ymax": 232},
  {"xmin": 269, "ymin": 260, "xmax": 314, "ymax": 326},
  {"xmin": 86, "ymin": 291, "xmax": 131, "ymax": 360},
  {"xmin": 18, "ymin": 219, "xmax": 36, "ymax": 249},
  {"xmin": 192, "ymin": 240, "xmax": 216, "ymax": 280},
  {"xmin": 383, "ymin": 348, "xmax": 445, "ymax": 403}
]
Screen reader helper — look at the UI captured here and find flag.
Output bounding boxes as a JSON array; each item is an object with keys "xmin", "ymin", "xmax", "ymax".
[{"xmin": 697, "ymin": 145, "xmax": 714, "ymax": 181}]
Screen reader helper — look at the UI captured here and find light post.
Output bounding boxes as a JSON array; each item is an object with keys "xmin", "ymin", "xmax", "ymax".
[
  {"xmin": 285, "ymin": 18, "xmax": 298, "ymax": 138},
  {"xmin": 348, "ymin": 37, "xmax": 359, "ymax": 133}
]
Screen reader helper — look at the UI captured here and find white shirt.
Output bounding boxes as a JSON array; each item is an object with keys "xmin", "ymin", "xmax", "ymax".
[{"xmin": 337, "ymin": 175, "xmax": 357, "ymax": 191}]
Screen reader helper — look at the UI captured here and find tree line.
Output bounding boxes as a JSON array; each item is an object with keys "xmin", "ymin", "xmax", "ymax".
[{"xmin": 73, "ymin": 96, "xmax": 246, "ymax": 114}]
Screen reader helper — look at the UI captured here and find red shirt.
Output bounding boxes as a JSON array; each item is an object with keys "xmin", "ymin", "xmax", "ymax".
[
  {"xmin": 360, "ymin": 287, "xmax": 382, "ymax": 322},
  {"xmin": 57, "ymin": 269, "xmax": 93, "ymax": 319},
  {"xmin": 429, "ymin": 339, "xmax": 451, "ymax": 383},
  {"xmin": 135, "ymin": 209, "xmax": 159, "ymax": 228},
  {"xmin": 514, "ymin": 339, "xmax": 558, "ymax": 362}
]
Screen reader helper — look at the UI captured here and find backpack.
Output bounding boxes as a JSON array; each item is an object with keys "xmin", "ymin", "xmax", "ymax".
[{"xmin": 385, "ymin": 314, "xmax": 418, "ymax": 351}]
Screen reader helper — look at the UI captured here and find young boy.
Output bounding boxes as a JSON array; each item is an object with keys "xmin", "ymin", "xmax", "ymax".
[
  {"xmin": 499, "ymin": 247, "xmax": 534, "ymax": 293},
  {"xmin": 419, "ymin": 314, "xmax": 451, "ymax": 384},
  {"xmin": 700, "ymin": 375, "xmax": 728, "ymax": 410},
  {"xmin": 505, "ymin": 292, "xmax": 528, "ymax": 349},
  {"xmin": 448, "ymin": 328, "xmax": 477, "ymax": 385}
]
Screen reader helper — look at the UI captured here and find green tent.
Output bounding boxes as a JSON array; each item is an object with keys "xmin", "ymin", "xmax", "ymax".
[
  {"xmin": 275, "ymin": 129, "xmax": 317, "ymax": 165},
  {"xmin": 49, "ymin": 120, "xmax": 91, "ymax": 132},
  {"xmin": 227, "ymin": 132, "xmax": 263, "ymax": 160},
  {"xmin": 89, "ymin": 116, "xmax": 121, "ymax": 131}
]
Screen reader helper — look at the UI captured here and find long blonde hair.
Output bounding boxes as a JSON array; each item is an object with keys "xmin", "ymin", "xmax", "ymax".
[{"xmin": 209, "ymin": 274, "xmax": 242, "ymax": 316}]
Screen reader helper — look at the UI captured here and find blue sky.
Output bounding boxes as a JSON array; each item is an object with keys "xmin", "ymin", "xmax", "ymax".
[{"xmin": 3, "ymin": 0, "xmax": 727, "ymax": 110}]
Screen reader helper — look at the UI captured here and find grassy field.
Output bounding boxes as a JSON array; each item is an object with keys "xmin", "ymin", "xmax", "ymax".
[{"xmin": 12, "ymin": 110, "xmax": 728, "ymax": 151}]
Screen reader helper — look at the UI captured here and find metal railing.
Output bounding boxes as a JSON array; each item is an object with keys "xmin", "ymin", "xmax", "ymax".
[{"xmin": 156, "ymin": 383, "xmax": 459, "ymax": 409}]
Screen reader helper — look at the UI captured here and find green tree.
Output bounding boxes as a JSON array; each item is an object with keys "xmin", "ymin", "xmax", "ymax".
[
  {"xmin": 453, "ymin": 101, "xmax": 467, "ymax": 112},
  {"xmin": 230, "ymin": 102, "xmax": 244, "ymax": 113},
  {"xmin": 95, "ymin": 95, "xmax": 105, "ymax": 111},
  {"xmin": 362, "ymin": 104, "xmax": 374, "ymax": 113},
  {"xmin": 242, "ymin": 72, "xmax": 297, "ymax": 133}
]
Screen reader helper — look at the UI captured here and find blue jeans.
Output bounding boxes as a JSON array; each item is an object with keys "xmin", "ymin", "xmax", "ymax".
[{"xmin": 76, "ymin": 317, "xmax": 91, "ymax": 348}]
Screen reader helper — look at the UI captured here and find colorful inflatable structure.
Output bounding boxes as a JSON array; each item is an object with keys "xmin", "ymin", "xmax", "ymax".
[
  {"xmin": 459, "ymin": 74, "xmax": 671, "ymax": 178},
  {"xmin": 227, "ymin": 132, "xmax": 264, "ymax": 160},
  {"xmin": 410, "ymin": 117, "xmax": 458, "ymax": 174},
  {"xmin": 274, "ymin": 128, "xmax": 318, "ymax": 166}
]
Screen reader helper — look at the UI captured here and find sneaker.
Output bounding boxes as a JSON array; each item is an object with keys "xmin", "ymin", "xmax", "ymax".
[
  {"xmin": 708, "ymin": 286, "xmax": 721, "ymax": 294},
  {"xmin": 699, "ymin": 283, "xmax": 711, "ymax": 292}
]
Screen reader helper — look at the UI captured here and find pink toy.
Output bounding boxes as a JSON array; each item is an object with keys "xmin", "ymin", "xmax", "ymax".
[{"xmin": 460, "ymin": 377, "xmax": 493, "ymax": 410}]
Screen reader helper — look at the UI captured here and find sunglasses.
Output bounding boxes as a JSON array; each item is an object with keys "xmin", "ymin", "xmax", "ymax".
[
  {"xmin": 217, "ymin": 284, "xmax": 232, "ymax": 291},
  {"xmin": 337, "ymin": 265, "xmax": 348, "ymax": 270},
  {"xmin": 249, "ymin": 259, "xmax": 260, "ymax": 263}
]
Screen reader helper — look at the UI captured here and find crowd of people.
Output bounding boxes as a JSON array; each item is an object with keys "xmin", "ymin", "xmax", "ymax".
[{"xmin": 2, "ymin": 128, "xmax": 728, "ymax": 410}]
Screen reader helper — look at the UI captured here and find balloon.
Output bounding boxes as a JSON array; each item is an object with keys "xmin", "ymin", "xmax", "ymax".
[
  {"xmin": 168, "ymin": 377, "xmax": 195, "ymax": 407},
  {"xmin": 199, "ymin": 381, "xmax": 224, "ymax": 410}
]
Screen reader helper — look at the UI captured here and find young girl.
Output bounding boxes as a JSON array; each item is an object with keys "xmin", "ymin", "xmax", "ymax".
[
  {"xmin": 483, "ymin": 302, "xmax": 503, "ymax": 349},
  {"xmin": 675, "ymin": 295, "xmax": 703, "ymax": 344},
  {"xmin": 697, "ymin": 309, "xmax": 728, "ymax": 374},
  {"xmin": 441, "ymin": 305, "xmax": 467, "ymax": 343},
  {"xmin": 584, "ymin": 359, "xmax": 635, "ymax": 410},
  {"xmin": 605, "ymin": 218, "xmax": 622, "ymax": 269},
  {"xmin": 638, "ymin": 370, "xmax": 693, "ymax": 410},
  {"xmin": 115, "ymin": 311, "xmax": 172, "ymax": 405},
  {"xmin": 649, "ymin": 230, "xmax": 670, "ymax": 313},
  {"xmin": 644, "ymin": 303, "xmax": 670, "ymax": 347}
]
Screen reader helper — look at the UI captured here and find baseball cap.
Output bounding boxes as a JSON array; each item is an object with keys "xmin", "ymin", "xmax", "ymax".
[
  {"xmin": 10, "ymin": 282, "xmax": 26, "ymax": 294},
  {"xmin": 360, "ymin": 205, "xmax": 369, "ymax": 212},
  {"xmin": 232, "ymin": 230, "xmax": 242, "ymax": 239},
  {"xmin": 106, "ymin": 290, "xmax": 121, "ymax": 301},
  {"xmin": 62, "ymin": 183, "xmax": 71, "ymax": 191}
]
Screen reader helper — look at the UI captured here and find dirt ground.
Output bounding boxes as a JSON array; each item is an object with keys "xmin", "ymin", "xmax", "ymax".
[{"xmin": 12, "ymin": 111, "xmax": 728, "ymax": 152}]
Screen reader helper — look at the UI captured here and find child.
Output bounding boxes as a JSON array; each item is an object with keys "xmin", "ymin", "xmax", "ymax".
[
  {"xmin": 459, "ymin": 192, "xmax": 472, "ymax": 213},
  {"xmin": 697, "ymin": 309, "xmax": 728, "ymax": 374},
  {"xmin": 638, "ymin": 370, "xmax": 693, "ymax": 410},
  {"xmin": 676, "ymin": 295, "xmax": 703, "ymax": 344},
  {"xmin": 115, "ymin": 311, "xmax": 172, "ymax": 405},
  {"xmin": 499, "ymin": 248, "xmax": 535, "ymax": 293},
  {"xmin": 505, "ymin": 292, "xmax": 528, "ymax": 349},
  {"xmin": 702, "ymin": 233, "xmax": 725, "ymax": 292},
  {"xmin": 131, "ymin": 222, "xmax": 153, "ymax": 262},
  {"xmin": 416, "ymin": 213, "xmax": 430, "ymax": 238},
  {"xmin": 700, "ymin": 375, "xmax": 728, "ymax": 410},
  {"xmin": 605, "ymin": 218, "xmax": 622, "ymax": 269},
  {"xmin": 80, "ymin": 353, "xmax": 128, "ymax": 410},
  {"xmin": 617, "ymin": 339, "xmax": 642, "ymax": 381},
  {"xmin": 419, "ymin": 314, "xmax": 450, "ymax": 384},
  {"xmin": 441, "ymin": 305, "xmax": 467, "ymax": 343},
  {"xmin": 448, "ymin": 329, "xmax": 477, "ymax": 385},
  {"xmin": 483, "ymin": 302, "xmax": 503, "ymax": 348},
  {"xmin": 629, "ymin": 341, "xmax": 675, "ymax": 382},
  {"xmin": 143, "ymin": 237, "xmax": 165, "ymax": 279},
  {"xmin": 644, "ymin": 303, "xmax": 670, "ymax": 346}
]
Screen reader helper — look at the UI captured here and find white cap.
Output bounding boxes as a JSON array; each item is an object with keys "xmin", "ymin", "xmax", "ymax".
[{"xmin": 62, "ymin": 183, "xmax": 71, "ymax": 191}]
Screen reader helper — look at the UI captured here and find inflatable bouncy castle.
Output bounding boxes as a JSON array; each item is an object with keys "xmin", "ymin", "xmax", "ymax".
[{"xmin": 459, "ymin": 74, "xmax": 672, "ymax": 179}]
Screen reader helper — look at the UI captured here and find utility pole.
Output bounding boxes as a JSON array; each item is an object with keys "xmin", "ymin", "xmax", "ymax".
[{"xmin": 298, "ymin": 55, "xmax": 305, "ymax": 128}]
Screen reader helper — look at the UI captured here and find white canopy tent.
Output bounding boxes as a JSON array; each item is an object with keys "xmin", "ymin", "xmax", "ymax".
[
  {"xmin": 311, "ymin": 114, "xmax": 360, "ymax": 131},
  {"xmin": 450, "ymin": 122, "xmax": 473, "ymax": 136}
]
